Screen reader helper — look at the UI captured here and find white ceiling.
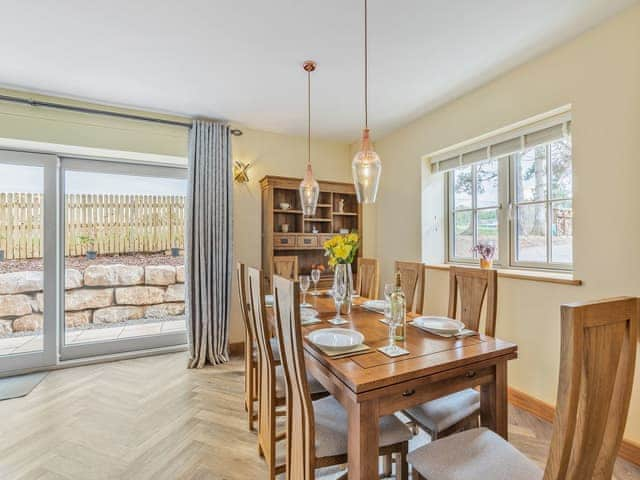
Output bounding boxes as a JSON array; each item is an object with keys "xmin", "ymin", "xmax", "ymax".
[{"xmin": 0, "ymin": 0, "xmax": 636, "ymax": 140}]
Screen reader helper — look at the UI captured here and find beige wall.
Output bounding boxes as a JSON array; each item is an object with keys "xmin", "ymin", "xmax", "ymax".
[
  {"xmin": 372, "ymin": 4, "xmax": 640, "ymax": 442},
  {"xmin": 0, "ymin": 88, "xmax": 352, "ymax": 345}
]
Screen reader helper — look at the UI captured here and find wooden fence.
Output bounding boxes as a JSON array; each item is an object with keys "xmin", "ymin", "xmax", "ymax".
[{"xmin": 0, "ymin": 193, "xmax": 186, "ymax": 260}]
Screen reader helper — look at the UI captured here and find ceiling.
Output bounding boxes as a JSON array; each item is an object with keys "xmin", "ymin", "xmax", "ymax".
[{"xmin": 0, "ymin": 0, "xmax": 636, "ymax": 140}]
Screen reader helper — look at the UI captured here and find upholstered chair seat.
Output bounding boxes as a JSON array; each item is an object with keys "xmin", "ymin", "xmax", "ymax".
[
  {"xmin": 274, "ymin": 365, "xmax": 326, "ymax": 399},
  {"xmin": 276, "ymin": 396, "xmax": 412, "ymax": 464},
  {"xmin": 253, "ymin": 338, "xmax": 280, "ymax": 363},
  {"xmin": 313, "ymin": 397, "xmax": 412, "ymax": 458},
  {"xmin": 404, "ymin": 389, "xmax": 480, "ymax": 435},
  {"xmin": 408, "ymin": 428, "xmax": 542, "ymax": 480}
]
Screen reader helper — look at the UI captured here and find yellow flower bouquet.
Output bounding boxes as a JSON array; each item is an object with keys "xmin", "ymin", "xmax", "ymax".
[{"xmin": 323, "ymin": 232, "xmax": 360, "ymax": 268}]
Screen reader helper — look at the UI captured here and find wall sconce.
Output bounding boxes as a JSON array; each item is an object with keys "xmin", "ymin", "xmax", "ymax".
[{"xmin": 233, "ymin": 161, "xmax": 251, "ymax": 183}]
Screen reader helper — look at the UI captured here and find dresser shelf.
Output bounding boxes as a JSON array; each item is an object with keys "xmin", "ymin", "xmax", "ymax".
[{"xmin": 261, "ymin": 175, "xmax": 363, "ymax": 289}]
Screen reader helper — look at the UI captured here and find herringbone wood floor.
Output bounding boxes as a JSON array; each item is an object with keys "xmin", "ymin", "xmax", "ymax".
[{"xmin": 0, "ymin": 352, "xmax": 638, "ymax": 479}]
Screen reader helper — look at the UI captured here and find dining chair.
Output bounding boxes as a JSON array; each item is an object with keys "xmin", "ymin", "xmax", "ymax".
[
  {"xmin": 394, "ymin": 261, "xmax": 425, "ymax": 314},
  {"xmin": 236, "ymin": 262, "xmax": 258, "ymax": 431},
  {"xmin": 409, "ymin": 296, "xmax": 639, "ymax": 480},
  {"xmin": 404, "ymin": 266, "xmax": 497, "ymax": 440},
  {"xmin": 247, "ymin": 267, "xmax": 327, "ymax": 480},
  {"xmin": 273, "ymin": 255, "xmax": 298, "ymax": 280},
  {"xmin": 355, "ymin": 257, "xmax": 379, "ymax": 298},
  {"xmin": 272, "ymin": 274, "xmax": 412, "ymax": 480}
]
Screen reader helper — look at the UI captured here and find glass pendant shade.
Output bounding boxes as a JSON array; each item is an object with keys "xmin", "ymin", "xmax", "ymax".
[
  {"xmin": 299, "ymin": 162, "xmax": 320, "ymax": 216},
  {"xmin": 352, "ymin": 128, "xmax": 382, "ymax": 203}
]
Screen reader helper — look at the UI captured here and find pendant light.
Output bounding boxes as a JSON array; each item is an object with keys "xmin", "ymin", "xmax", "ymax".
[
  {"xmin": 299, "ymin": 60, "xmax": 320, "ymax": 216},
  {"xmin": 352, "ymin": 0, "xmax": 382, "ymax": 204}
]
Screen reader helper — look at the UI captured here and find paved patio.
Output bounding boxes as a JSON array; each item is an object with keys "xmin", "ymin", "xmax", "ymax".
[{"xmin": 0, "ymin": 319, "xmax": 186, "ymax": 356}]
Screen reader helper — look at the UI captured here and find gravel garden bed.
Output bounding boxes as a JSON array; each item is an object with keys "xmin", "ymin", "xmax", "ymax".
[{"xmin": 0, "ymin": 252, "xmax": 184, "ymax": 274}]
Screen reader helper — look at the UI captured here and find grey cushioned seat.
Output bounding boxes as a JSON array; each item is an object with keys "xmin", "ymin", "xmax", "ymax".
[
  {"xmin": 407, "ymin": 427, "xmax": 543, "ymax": 480},
  {"xmin": 252, "ymin": 337, "xmax": 281, "ymax": 363},
  {"xmin": 314, "ymin": 396, "xmax": 412, "ymax": 458},
  {"xmin": 405, "ymin": 388, "xmax": 480, "ymax": 434},
  {"xmin": 275, "ymin": 396, "xmax": 412, "ymax": 464},
  {"xmin": 275, "ymin": 365, "xmax": 326, "ymax": 399}
]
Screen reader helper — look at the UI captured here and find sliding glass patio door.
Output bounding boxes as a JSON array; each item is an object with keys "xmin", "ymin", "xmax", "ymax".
[
  {"xmin": 59, "ymin": 158, "xmax": 188, "ymax": 360},
  {"xmin": 0, "ymin": 150, "xmax": 58, "ymax": 375}
]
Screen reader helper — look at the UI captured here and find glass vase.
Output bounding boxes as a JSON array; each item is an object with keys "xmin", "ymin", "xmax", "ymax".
[{"xmin": 334, "ymin": 263, "xmax": 354, "ymax": 315}]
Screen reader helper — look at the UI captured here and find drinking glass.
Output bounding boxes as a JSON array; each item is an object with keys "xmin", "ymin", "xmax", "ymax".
[
  {"xmin": 331, "ymin": 268, "xmax": 348, "ymax": 324},
  {"xmin": 386, "ymin": 307, "xmax": 401, "ymax": 355},
  {"xmin": 310, "ymin": 269, "xmax": 321, "ymax": 295},
  {"xmin": 299, "ymin": 275, "xmax": 311, "ymax": 307},
  {"xmin": 383, "ymin": 283, "xmax": 394, "ymax": 324}
]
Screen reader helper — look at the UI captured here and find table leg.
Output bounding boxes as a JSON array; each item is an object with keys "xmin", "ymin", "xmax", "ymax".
[
  {"xmin": 480, "ymin": 360, "xmax": 508, "ymax": 439},
  {"xmin": 347, "ymin": 397, "xmax": 380, "ymax": 479}
]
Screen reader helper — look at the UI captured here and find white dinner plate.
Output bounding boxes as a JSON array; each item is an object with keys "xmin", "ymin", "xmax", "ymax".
[
  {"xmin": 413, "ymin": 316, "xmax": 465, "ymax": 334},
  {"xmin": 308, "ymin": 328, "xmax": 365, "ymax": 352}
]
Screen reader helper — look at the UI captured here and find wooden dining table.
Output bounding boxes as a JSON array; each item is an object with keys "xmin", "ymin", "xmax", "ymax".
[{"xmin": 272, "ymin": 293, "xmax": 517, "ymax": 480}]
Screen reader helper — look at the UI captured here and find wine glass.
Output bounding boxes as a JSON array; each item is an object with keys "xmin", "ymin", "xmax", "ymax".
[
  {"xmin": 383, "ymin": 283, "xmax": 394, "ymax": 324},
  {"xmin": 299, "ymin": 275, "xmax": 311, "ymax": 307},
  {"xmin": 330, "ymin": 269, "xmax": 348, "ymax": 325},
  {"xmin": 310, "ymin": 269, "xmax": 321, "ymax": 295},
  {"xmin": 386, "ymin": 303, "xmax": 402, "ymax": 355}
]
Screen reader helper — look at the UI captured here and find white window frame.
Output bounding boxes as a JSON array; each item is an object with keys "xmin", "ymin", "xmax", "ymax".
[
  {"xmin": 509, "ymin": 143, "xmax": 573, "ymax": 270},
  {"xmin": 446, "ymin": 141, "xmax": 573, "ymax": 272},
  {"xmin": 447, "ymin": 159, "xmax": 509, "ymax": 266}
]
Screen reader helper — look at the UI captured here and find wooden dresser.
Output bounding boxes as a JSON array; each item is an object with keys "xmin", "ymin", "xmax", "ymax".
[{"xmin": 260, "ymin": 175, "xmax": 362, "ymax": 289}]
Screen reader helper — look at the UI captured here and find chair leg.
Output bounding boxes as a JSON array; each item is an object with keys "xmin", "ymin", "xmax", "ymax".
[
  {"xmin": 381, "ymin": 454, "xmax": 392, "ymax": 476},
  {"xmin": 396, "ymin": 442, "xmax": 408, "ymax": 480}
]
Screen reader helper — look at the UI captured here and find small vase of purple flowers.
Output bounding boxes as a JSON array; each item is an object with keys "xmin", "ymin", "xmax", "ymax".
[{"xmin": 472, "ymin": 242, "xmax": 496, "ymax": 269}]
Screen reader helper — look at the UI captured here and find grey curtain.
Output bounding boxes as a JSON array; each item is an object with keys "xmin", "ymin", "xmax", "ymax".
[{"xmin": 186, "ymin": 120, "xmax": 233, "ymax": 368}]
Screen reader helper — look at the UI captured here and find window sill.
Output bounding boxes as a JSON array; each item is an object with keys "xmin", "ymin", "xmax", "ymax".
[{"xmin": 426, "ymin": 263, "xmax": 582, "ymax": 286}]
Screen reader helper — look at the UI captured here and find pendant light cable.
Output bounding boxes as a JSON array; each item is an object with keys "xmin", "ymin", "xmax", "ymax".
[
  {"xmin": 307, "ymin": 66, "xmax": 311, "ymax": 165},
  {"xmin": 364, "ymin": 0, "xmax": 368, "ymax": 129}
]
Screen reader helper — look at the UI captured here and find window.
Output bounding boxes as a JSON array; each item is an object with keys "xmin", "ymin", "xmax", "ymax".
[
  {"xmin": 447, "ymin": 137, "xmax": 573, "ymax": 270},
  {"xmin": 449, "ymin": 159, "xmax": 502, "ymax": 261},
  {"xmin": 512, "ymin": 139, "xmax": 572, "ymax": 266}
]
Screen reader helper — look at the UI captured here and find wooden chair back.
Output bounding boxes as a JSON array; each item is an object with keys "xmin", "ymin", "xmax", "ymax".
[
  {"xmin": 447, "ymin": 266, "xmax": 497, "ymax": 336},
  {"xmin": 273, "ymin": 256, "xmax": 299, "ymax": 280},
  {"xmin": 543, "ymin": 297, "xmax": 638, "ymax": 480},
  {"xmin": 356, "ymin": 257, "xmax": 380, "ymax": 298},
  {"xmin": 272, "ymin": 274, "xmax": 316, "ymax": 480},
  {"xmin": 236, "ymin": 262, "xmax": 254, "ymax": 348},
  {"xmin": 236, "ymin": 262, "xmax": 256, "ymax": 428},
  {"xmin": 395, "ymin": 261, "xmax": 425, "ymax": 314},
  {"xmin": 247, "ymin": 266, "xmax": 279, "ymax": 469}
]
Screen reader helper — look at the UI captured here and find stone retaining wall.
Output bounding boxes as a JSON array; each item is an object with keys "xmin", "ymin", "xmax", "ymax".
[{"xmin": 0, "ymin": 264, "xmax": 185, "ymax": 335}]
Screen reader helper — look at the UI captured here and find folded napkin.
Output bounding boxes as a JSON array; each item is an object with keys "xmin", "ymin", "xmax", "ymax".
[
  {"xmin": 301, "ymin": 318, "xmax": 322, "ymax": 326},
  {"xmin": 410, "ymin": 322, "xmax": 478, "ymax": 338},
  {"xmin": 312, "ymin": 343, "xmax": 371, "ymax": 358},
  {"xmin": 362, "ymin": 305, "xmax": 385, "ymax": 314}
]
